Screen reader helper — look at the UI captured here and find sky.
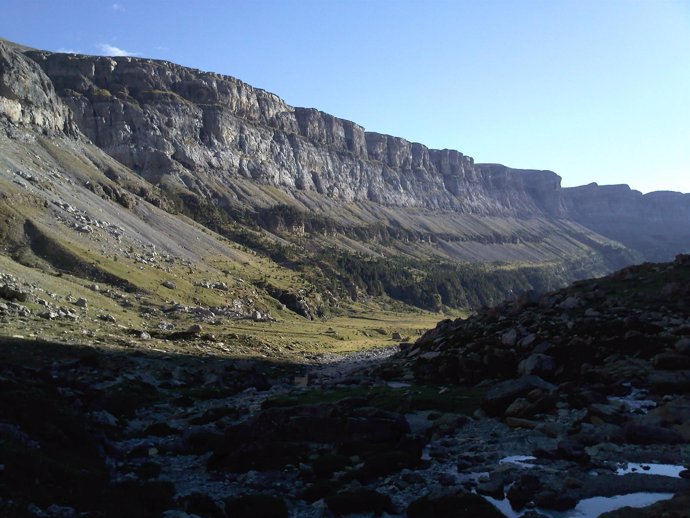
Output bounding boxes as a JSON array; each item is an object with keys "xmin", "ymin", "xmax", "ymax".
[{"xmin": 2, "ymin": 0, "xmax": 689, "ymax": 193}]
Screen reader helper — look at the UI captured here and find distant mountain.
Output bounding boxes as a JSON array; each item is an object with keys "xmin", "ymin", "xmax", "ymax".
[{"xmin": 2, "ymin": 37, "xmax": 689, "ymax": 312}]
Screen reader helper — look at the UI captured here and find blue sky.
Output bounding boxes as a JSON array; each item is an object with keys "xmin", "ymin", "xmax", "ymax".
[{"xmin": 2, "ymin": 0, "xmax": 689, "ymax": 193}]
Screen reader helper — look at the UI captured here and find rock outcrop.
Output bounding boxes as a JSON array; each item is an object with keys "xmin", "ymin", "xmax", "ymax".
[
  {"xmin": 0, "ymin": 41, "xmax": 76, "ymax": 135},
  {"xmin": 24, "ymin": 49, "xmax": 567, "ymax": 217},
  {"xmin": 563, "ymin": 183, "xmax": 690, "ymax": 261},
  {"xmin": 2, "ymin": 37, "xmax": 689, "ymax": 314},
  {"xmin": 20, "ymin": 47, "xmax": 690, "ymax": 262}
]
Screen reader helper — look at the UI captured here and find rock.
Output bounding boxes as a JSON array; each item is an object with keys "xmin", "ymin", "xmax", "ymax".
[
  {"xmin": 517, "ymin": 353, "xmax": 556, "ymax": 378},
  {"xmin": 224, "ymin": 494, "xmax": 288, "ymax": 518},
  {"xmin": 649, "ymin": 370, "xmax": 690, "ymax": 393},
  {"xmin": 556, "ymin": 439, "xmax": 590, "ymax": 463},
  {"xmin": 187, "ymin": 323, "xmax": 203, "ymax": 334},
  {"xmin": 504, "ymin": 416, "xmax": 540, "ymax": 428},
  {"xmin": 652, "ymin": 352, "xmax": 690, "ymax": 370},
  {"xmin": 325, "ymin": 489, "xmax": 395, "ymax": 516},
  {"xmin": 588, "ymin": 403, "xmax": 627, "ymax": 425},
  {"xmin": 507, "ymin": 473, "xmax": 542, "ymax": 510},
  {"xmin": 675, "ymin": 338, "xmax": 690, "ymax": 354},
  {"xmin": 0, "ymin": 285, "xmax": 28, "ymax": 302},
  {"xmin": 407, "ymin": 491, "xmax": 505, "ymax": 518},
  {"xmin": 44, "ymin": 505, "xmax": 77, "ymax": 518},
  {"xmin": 505, "ymin": 398, "xmax": 538, "ymax": 418},
  {"xmin": 392, "ymin": 331, "xmax": 403, "ymax": 340},
  {"xmin": 476, "ymin": 473, "xmax": 507, "ymax": 499},
  {"xmin": 105, "ymin": 480, "xmax": 175, "ymax": 517},
  {"xmin": 519, "ymin": 333, "xmax": 537, "ymax": 348},
  {"xmin": 355, "ymin": 449, "xmax": 420, "ymax": 481},
  {"xmin": 558, "ymin": 296, "xmax": 582, "ymax": 310},
  {"xmin": 482, "ymin": 376, "xmax": 557, "ymax": 417},
  {"xmin": 178, "ymin": 492, "xmax": 224, "ymax": 518},
  {"xmin": 162, "ymin": 280, "xmax": 176, "ymax": 289},
  {"xmin": 501, "ymin": 328, "xmax": 518, "ymax": 346},
  {"xmin": 534, "ymin": 490, "xmax": 577, "ymax": 511},
  {"xmin": 74, "ymin": 297, "xmax": 88, "ymax": 308},
  {"xmin": 623, "ymin": 423, "xmax": 684, "ymax": 444},
  {"xmin": 99, "ymin": 313, "xmax": 116, "ymax": 323},
  {"xmin": 89, "ymin": 410, "xmax": 119, "ymax": 427},
  {"xmin": 311, "ymin": 453, "xmax": 351, "ymax": 478},
  {"xmin": 0, "ymin": 41, "xmax": 76, "ymax": 133},
  {"xmin": 139, "ymin": 331, "xmax": 151, "ymax": 340}
]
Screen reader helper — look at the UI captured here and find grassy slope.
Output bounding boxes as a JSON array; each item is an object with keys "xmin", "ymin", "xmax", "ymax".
[{"xmin": 0, "ymin": 127, "xmax": 463, "ymax": 362}]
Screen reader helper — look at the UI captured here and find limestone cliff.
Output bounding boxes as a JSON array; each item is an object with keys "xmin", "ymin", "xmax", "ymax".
[
  {"xmin": 563, "ymin": 183, "xmax": 690, "ymax": 261},
  {"xmin": 2, "ymin": 39, "xmax": 688, "ymax": 275},
  {"xmin": 25, "ymin": 50, "xmax": 566, "ymax": 218},
  {"xmin": 0, "ymin": 41, "xmax": 77, "ymax": 135}
]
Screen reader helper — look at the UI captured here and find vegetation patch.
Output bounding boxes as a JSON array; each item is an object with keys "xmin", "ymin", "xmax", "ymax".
[{"xmin": 262, "ymin": 384, "xmax": 482, "ymax": 414}]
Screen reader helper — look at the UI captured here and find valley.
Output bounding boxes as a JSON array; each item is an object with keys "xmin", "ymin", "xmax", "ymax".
[{"xmin": 1, "ymin": 36, "xmax": 690, "ymax": 517}]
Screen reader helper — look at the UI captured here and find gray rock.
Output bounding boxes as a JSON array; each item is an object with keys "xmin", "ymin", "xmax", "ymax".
[
  {"xmin": 518, "ymin": 353, "xmax": 556, "ymax": 377},
  {"xmin": 501, "ymin": 328, "xmax": 518, "ymax": 346},
  {"xmin": 187, "ymin": 323, "xmax": 203, "ymax": 334},
  {"xmin": 624, "ymin": 423, "xmax": 684, "ymax": 444},
  {"xmin": 675, "ymin": 337, "xmax": 690, "ymax": 354},
  {"xmin": 0, "ymin": 41, "xmax": 77, "ymax": 134},
  {"xmin": 558, "ymin": 296, "xmax": 582, "ymax": 310},
  {"xmin": 477, "ymin": 473, "xmax": 507, "ymax": 499},
  {"xmin": 482, "ymin": 376, "xmax": 557, "ymax": 417}
]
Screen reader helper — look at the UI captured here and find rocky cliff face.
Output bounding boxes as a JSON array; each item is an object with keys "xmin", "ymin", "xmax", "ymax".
[
  {"xmin": 563, "ymin": 184, "xmax": 690, "ymax": 261},
  {"xmin": 25, "ymin": 50, "xmax": 567, "ymax": 218},
  {"xmin": 3, "ymin": 41, "xmax": 689, "ymax": 272},
  {"xmin": 0, "ymin": 41, "xmax": 76, "ymax": 135}
]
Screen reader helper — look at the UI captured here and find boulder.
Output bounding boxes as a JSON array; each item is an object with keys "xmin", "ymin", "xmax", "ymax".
[
  {"xmin": 623, "ymin": 423, "xmax": 684, "ymax": 445},
  {"xmin": 407, "ymin": 492, "xmax": 504, "ymax": 518},
  {"xmin": 224, "ymin": 494, "xmax": 288, "ymax": 518},
  {"xmin": 482, "ymin": 376, "xmax": 557, "ymax": 417},
  {"xmin": 325, "ymin": 489, "xmax": 394, "ymax": 516},
  {"xmin": 652, "ymin": 352, "xmax": 690, "ymax": 370},
  {"xmin": 518, "ymin": 353, "xmax": 556, "ymax": 378}
]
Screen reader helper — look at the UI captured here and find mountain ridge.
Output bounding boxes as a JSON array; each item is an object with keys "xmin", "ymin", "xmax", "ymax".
[{"xmin": 1, "ymin": 37, "xmax": 689, "ymax": 313}]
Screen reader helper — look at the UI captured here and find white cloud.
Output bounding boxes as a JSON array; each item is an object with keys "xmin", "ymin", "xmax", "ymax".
[
  {"xmin": 57, "ymin": 48, "xmax": 80, "ymax": 54},
  {"xmin": 98, "ymin": 43, "xmax": 139, "ymax": 57},
  {"xmin": 111, "ymin": 3, "xmax": 123, "ymax": 11}
]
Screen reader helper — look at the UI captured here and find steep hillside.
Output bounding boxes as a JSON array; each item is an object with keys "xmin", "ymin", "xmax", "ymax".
[
  {"xmin": 2, "ymin": 38, "xmax": 690, "ymax": 314},
  {"xmin": 3, "ymin": 38, "xmax": 690, "ymax": 518},
  {"xmin": 563, "ymin": 183, "xmax": 690, "ymax": 262},
  {"xmin": 0, "ymin": 38, "xmax": 369, "ymax": 351},
  {"xmin": 21, "ymin": 48, "xmax": 690, "ymax": 266}
]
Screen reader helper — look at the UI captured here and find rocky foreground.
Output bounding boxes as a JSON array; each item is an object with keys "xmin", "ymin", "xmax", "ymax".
[{"xmin": 2, "ymin": 257, "xmax": 690, "ymax": 517}]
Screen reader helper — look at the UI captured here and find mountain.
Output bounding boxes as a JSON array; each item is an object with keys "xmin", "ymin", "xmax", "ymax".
[
  {"xmin": 2, "ymin": 37, "xmax": 690, "ymax": 317},
  {"xmin": 3, "ymin": 37, "xmax": 690, "ymax": 518}
]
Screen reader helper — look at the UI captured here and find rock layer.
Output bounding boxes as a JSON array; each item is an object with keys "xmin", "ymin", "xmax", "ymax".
[
  {"xmin": 19, "ymin": 46, "xmax": 689, "ymax": 261},
  {"xmin": 0, "ymin": 41, "xmax": 76, "ymax": 135},
  {"xmin": 23, "ymin": 50, "xmax": 569, "ymax": 216}
]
